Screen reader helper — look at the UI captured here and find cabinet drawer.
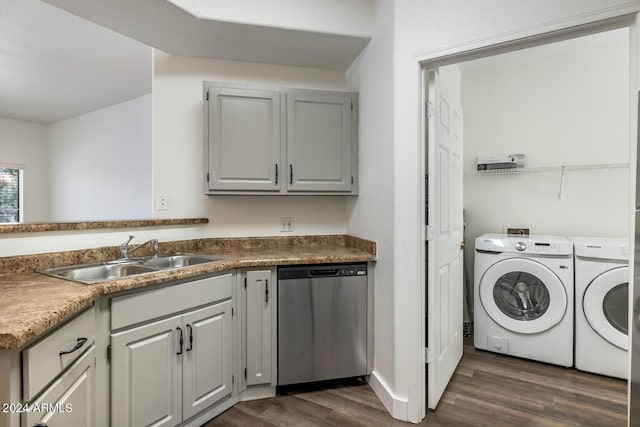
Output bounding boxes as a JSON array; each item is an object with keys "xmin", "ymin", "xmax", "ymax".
[
  {"xmin": 22, "ymin": 345, "xmax": 95, "ymax": 427},
  {"xmin": 111, "ymin": 272, "xmax": 233, "ymax": 330},
  {"xmin": 23, "ymin": 306, "xmax": 96, "ymax": 401}
]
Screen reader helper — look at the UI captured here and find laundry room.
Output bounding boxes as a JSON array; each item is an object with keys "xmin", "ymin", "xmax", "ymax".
[
  {"xmin": 454, "ymin": 26, "xmax": 631, "ymax": 377},
  {"xmin": 461, "ymin": 27, "xmax": 630, "ymax": 310}
]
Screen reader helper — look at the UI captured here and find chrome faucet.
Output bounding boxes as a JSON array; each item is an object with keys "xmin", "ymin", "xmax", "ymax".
[{"xmin": 120, "ymin": 235, "xmax": 159, "ymax": 259}]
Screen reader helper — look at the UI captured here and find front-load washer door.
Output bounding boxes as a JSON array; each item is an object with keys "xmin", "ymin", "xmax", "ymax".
[
  {"xmin": 583, "ymin": 266, "xmax": 629, "ymax": 350},
  {"xmin": 479, "ymin": 258, "xmax": 568, "ymax": 334}
]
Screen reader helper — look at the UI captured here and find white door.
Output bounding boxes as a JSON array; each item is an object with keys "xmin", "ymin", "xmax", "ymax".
[{"xmin": 427, "ymin": 65, "xmax": 464, "ymax": 409}]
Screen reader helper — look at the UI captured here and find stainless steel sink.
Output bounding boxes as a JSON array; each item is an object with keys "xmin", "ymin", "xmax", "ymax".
[
  {"xmin": 42, "ymin": 261, "xmax": 157, "ymax": 285},
  {"xmin": 41, "ymin": 253, "xmax": 230, "ymax": 285},
  {"xmin": 140, "ymin": 253, "xmax": 229, "ymax": 269}
]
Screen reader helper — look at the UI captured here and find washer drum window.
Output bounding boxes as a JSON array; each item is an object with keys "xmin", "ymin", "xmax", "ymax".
[
  {"xmin": 479, "ymin": 258, "xmax": 568, "ymax": 334},
  {"xmin": 493, "ymin": 271, "xmax": 550, "ymax": 321},
  {"xmin": 583, "ymin": 266, "xmax": 629, "ymax": 350}
]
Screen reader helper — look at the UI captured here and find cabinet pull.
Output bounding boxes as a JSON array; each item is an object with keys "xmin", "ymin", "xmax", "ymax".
[
  {"xmin": 289, "ymin": 164, "xmax": 293, "ymax": 185},
  {"xmin": 265, "ymin": 279, "xmax": 269, "ymax": 303},
  {"xmin": 59, "ymin": 337, "xmax": 88, "ymax": 356},
  {"xmin": 186, "ymin": 324, "xmax": 194, "ymax": 352},
  {"xmin": 176, "ymin": 327, "xmax": 184, "ymax": 355},
  {"xmin": 275, "ymin": 164, "xmax": 278, "ymax": 185},
  {"xmin": 33, "ymin": 423, "xmax": 48, "ymax": 427}
]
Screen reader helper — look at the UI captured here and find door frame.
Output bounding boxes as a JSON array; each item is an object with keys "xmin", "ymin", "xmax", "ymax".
[{"xmin": 419, "ymin": 11, "xmax": 640, "ymax": 421}]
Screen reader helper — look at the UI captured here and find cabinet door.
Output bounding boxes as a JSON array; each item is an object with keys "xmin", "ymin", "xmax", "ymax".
[
  {"xmin": 111, "ymin": 315, "xmax": 182, "ymax": 427},
  {"xmin": 245, "ymin": 270, "xmax": 272, "ymax": 386},
  {"xmin": 207, "ymin": 87, "xmax": 281, "ymax": 191},
  {"xmin": 286, "ymin": 91, "xmax": 354, "ymax": 192},
  {"xmin": 182, "ymin": 300, "xmax": 233, "ymax": 421},
  {"xmin": 23, "ymin": 346, "xmax": 95, "ymax": 427}
]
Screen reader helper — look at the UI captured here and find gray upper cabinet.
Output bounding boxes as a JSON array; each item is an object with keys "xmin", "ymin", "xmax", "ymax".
[
  {"xmin": 286, "ymin": 90, "xmax": 354, "ymax": 192},
  {"xmin": 204, "ymin": 82, "xmax": 358, "ymax": 195},
  {"xmin": 206, "ymin": 87, "xmax": 281, "ymax": 192}
]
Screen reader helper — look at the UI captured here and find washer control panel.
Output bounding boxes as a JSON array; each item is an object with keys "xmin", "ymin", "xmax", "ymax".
[{"xmin": 475, "ymin": 234, "xmax": 573, "ymax": 256}]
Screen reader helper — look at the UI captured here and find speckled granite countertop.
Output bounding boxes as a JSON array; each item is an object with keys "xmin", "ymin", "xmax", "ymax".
[{"xmin": 0, "ymin": 235, "xmax": 375, "ymax": 349}]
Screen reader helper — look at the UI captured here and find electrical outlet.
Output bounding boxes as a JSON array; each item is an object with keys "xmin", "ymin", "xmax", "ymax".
[
  {"xmin": 157, "ymin": 194, "xmax": 169, "ymax": 210},
  {"xmin": 280, "ymin": 217, "xmax": 294, "ymax": 232}
]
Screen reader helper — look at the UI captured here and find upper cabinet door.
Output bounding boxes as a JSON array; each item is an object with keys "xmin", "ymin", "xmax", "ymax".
[
  {"xmin": 207, "ymin": 87, "xmax": 281, "ymax": 191},
  {"xmin": 286, "ymin": 91, "xmax": 355, "ymax": 192}
]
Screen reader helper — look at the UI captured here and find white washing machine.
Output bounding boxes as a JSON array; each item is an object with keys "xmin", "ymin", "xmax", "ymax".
[
  {"xmin": 571, "ymin": 237, "xmax": 629, "ymax": 379},
  {"xmin": 474, "ymin": 234, "xmax": 574, "ymax": 367}
]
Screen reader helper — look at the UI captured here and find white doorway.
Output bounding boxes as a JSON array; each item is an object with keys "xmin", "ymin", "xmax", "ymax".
[{"xmin": 423, "ymin": 20, "xmax": 634, "ymax": 418}]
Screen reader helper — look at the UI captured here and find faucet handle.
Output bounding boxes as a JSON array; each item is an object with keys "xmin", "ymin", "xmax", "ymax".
[{"xmin": 121, "ymin": 235, "xmax": 136, "ymax": 258}]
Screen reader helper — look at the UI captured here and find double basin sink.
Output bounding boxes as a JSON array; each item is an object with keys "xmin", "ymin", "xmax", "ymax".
[{"xmin": 41, "ymin": 253, "xmax": 229, "ymax": 285}]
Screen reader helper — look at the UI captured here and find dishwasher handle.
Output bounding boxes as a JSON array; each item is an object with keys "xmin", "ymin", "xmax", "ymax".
[{"xmin": 309, "ymin": 268, "xmax": 340, "ymax": 277}]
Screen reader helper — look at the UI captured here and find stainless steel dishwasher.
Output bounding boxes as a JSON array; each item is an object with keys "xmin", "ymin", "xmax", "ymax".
[{"xmin": 277, "ymin": 263, "xmax": 367, "ymax": 386}]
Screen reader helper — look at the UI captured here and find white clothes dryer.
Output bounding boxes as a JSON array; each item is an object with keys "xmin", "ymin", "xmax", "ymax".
[
  {"xmin": 571, "ymin": 237, "xmax": 629, "ymax": 379},
  {"xmin": 474, "ymin": 234, "xmax": 574, "ymax": 367}
]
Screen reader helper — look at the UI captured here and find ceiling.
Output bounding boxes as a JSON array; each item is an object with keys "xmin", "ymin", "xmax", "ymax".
[
  {"xmin": 0, "ymin": 0, "xmax": 151, "ymax": 124},
  {"xmin": 42, "ymin": 0, "xmax": 372, "ymax": 71}
]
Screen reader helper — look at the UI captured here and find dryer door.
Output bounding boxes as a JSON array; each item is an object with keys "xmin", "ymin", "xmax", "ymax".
[
  {"xmin": 479, "ymin": 258, "xmax": 567, "ymax": 334},
  {"xmin": 583, "ymin": 266, "xmax": 629, "ymax": 350}
]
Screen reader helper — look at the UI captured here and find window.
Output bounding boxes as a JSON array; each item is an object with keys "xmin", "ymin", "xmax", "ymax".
[{"xmin": 0, "ymin": 165, "xmax": 24, "ymax": 223}]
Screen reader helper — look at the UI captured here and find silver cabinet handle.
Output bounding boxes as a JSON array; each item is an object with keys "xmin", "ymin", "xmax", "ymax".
[
  {"xmin": 275, "ymin": 164, "xmax": 278, "ymax": 185},
  {"xmin": 265, "ymin": 279, "xmax": 269, "ymax": 303},
  {"xmin": 289, "ymin": 164, "xmax": 293, "ymax": 185}
]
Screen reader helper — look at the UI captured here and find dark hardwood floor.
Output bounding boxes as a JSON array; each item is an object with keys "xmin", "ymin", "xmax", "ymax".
[{"xmin": 203, "ymin": 343, "xmax": 627, "ymax": 426}]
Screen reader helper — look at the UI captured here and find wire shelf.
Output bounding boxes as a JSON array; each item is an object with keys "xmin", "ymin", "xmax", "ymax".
[{"xmin": 468, "ymin": 162, "xmax": 629, "ymax": 175}]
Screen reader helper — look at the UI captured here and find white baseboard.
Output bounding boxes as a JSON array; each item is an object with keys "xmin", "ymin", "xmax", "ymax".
[{"xmin": 368, "ymin": 370, "xmax": 410, "ymax": 422}]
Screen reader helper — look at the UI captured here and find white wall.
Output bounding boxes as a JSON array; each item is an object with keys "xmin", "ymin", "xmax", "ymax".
[
  {"xmin": 0, "ymin": 117, "xmax": 50, "ymax": 222},
  {"xmin": 48, "ymin": 95, "xmax": 152, "ymax": 221},
  {"xmin": 153, "ymin": 51, "xmax": 350, "ymax": 237},
  {"xmin": 346, "ymin": 0, "xmax": 397, "ymax": 414},
  {"xmin": 348, "ymin": 0, "xmax": 640, "ymax": 422},
  {"xmin": 463, "ymin": 30, "xmax": 630, "ymax": 284}
]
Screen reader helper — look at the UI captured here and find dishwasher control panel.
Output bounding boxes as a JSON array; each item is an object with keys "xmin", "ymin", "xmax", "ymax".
[{"xmin": 278, "ymin": 263, "xmax": 367, "ymax": 280}]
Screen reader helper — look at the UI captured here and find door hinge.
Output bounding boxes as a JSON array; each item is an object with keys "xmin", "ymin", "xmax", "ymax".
[
  {"xmin": 425, "ymin": 347, "xmax": 434, "ymax": 364},
  {"xmin": 426, "ymin": 101, "xmax": 435, "ymax": 118},
  {"xmin": 107, "ymin": 344, "xmax": 112, "ymax": 361},
  {"xmin": 426, "ymin": 224, "xmax": 435, "ymax": 241}
]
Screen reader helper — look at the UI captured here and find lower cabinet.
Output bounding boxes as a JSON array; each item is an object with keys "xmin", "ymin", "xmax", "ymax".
[
  {"xmin": 110, "ymin": 274, "xmax": 234, "ymax": 427},
  {"xmin": 244, "ymin": 269, "xmax": 275, "ymax": 387},
  {"xmin": 22, "ymin": 346, "xmax": 95, "ymax": 427}
]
